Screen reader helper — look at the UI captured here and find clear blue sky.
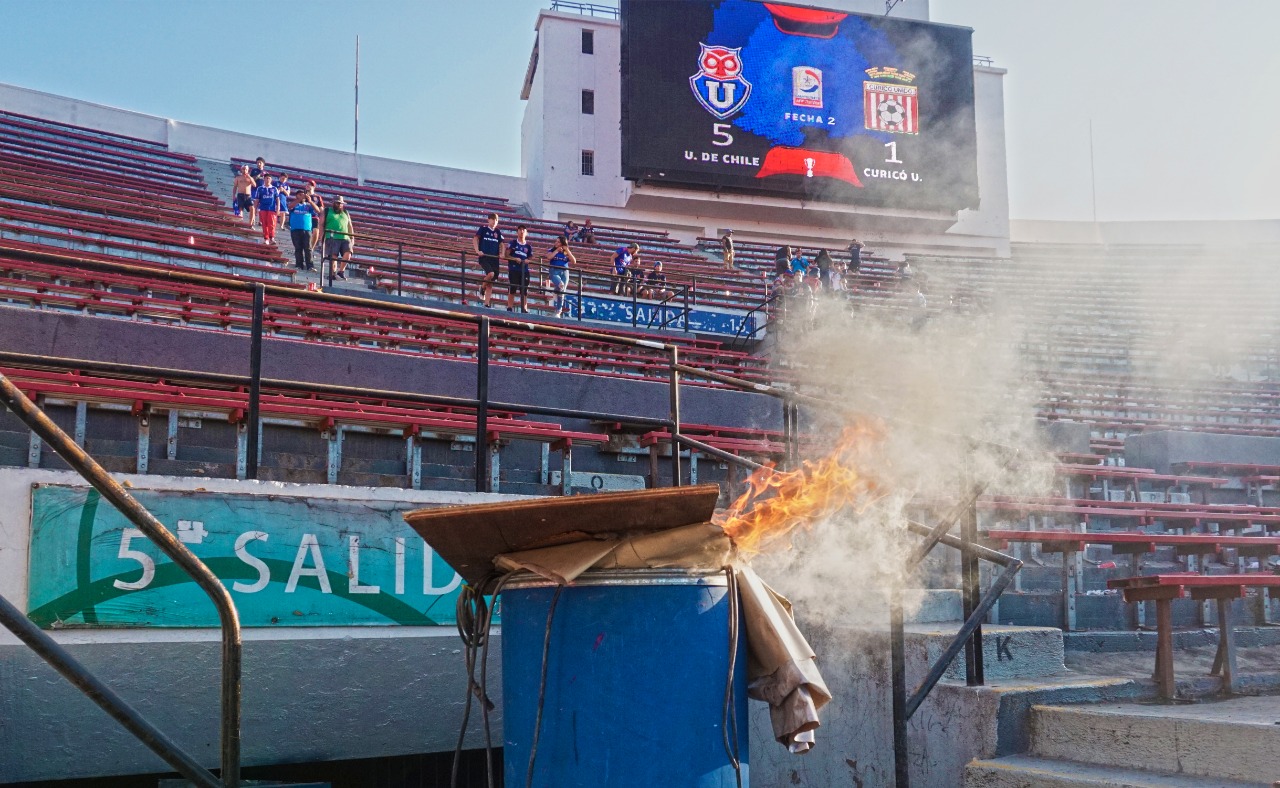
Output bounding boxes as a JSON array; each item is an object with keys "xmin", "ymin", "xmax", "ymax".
[{"xmin": 1, "ymin": 0, "xmax": 1276, "ymax": 222}]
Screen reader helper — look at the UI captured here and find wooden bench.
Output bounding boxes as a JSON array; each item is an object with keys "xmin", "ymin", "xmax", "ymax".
[
  {"xmin": 984, "ymin": 529, "xmax": 1280, "ymax": 631},
  {"xmin": 1107, "ymin": 574, "xmax": 1280, "ymax": 698}
]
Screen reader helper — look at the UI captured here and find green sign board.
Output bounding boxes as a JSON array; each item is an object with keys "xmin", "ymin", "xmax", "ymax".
[{"xmin": 27, "ymin": 485, "xmax": 467, "ymax": 628}]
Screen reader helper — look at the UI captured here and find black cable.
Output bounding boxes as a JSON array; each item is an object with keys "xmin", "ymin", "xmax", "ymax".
[
  {"xmin": 721, "ymin": 567, "xmax": 743, "ymax": 788},
  {"xmin": 479, "ymin": 572, "xmax": 519, "ymax": 787},
  {"xmin": 526, "ymin": 585, "xmax": 563, "ymax": 788},
  {"xmin": 451, "ymin": 576, "xmax": 491, "ymax": 788},
  {"xmin": 452, "ymin": 571, "xmax": 523, "ymax": 788}
]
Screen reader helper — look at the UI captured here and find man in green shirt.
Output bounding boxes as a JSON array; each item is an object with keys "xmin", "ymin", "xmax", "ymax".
[{"xmin": 323, "ymin": 196, "xmax": 355, "ymax": 280}]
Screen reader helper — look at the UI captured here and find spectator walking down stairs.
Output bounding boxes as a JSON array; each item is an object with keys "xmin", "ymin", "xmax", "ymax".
[
  {"xmin": 231, "ymin": 165, "xmax": 255, "ymax": 221},
  {"xmin": 473, "ymin": 212, "xmax": 505, "ymax": 308},
  {"xmin": 301, "ymin": 181, "xmax": 325, "ymax": 252},
  {"xmin": 288, "ymin": 194, "xmax": 317, "ymax": 271},
  {"xmin": 275, "ymin": 173, "xmax": 292, "ymax": 231},
  {"xmin": 323, "ymin": 196, "xmax": 355, "ymax": 279},
  {"xmin": 721, "ymin": 229, "xmax": 735, "ymax": 270},
  {"xmin": 505, "ymin": 225, "xmax": 533, "ymax": 313},
  {"xmin": 546, "ymin": 235, "xmax": 576, "ymax": 318},
  {"xmin": 252, "ymin": 174, "xmax": 282, "ymax": 243}
]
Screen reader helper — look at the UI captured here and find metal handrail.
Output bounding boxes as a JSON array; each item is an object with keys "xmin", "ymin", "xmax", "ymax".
[
  {"xmin": 309, "ymin": 225, "xmax": 724, "ymax": 317},
  {"xmin": 549, "ymin": 0, "xmax": 618, "ymax": 18},
  {"xmin": 727, "ymin": 288, "xmax": 781, "ymax": 350},
  {"xmin": 0, "ymin": 374, "xmax": 241, "ymax": 787}
]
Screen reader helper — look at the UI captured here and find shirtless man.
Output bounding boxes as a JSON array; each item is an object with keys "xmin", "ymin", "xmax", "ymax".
[{"xmin": 231, "ymin": 165, "xmax": 256, "ymax": 223}]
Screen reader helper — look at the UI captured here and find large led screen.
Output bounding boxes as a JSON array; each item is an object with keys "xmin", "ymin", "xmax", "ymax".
[{"xmin": 620, "ymin": 0, "xmax": 981, "ymax": 211}]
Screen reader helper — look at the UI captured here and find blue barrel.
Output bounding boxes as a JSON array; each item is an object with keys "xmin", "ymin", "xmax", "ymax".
[{"xmin": 501, "ymin": 569, "xmax": 749, "ymax": 788}]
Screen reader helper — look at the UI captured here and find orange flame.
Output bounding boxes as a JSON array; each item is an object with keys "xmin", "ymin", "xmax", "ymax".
[{"xmin": 715, "ymin": 423, "xmax": 882, "ymax": 556}]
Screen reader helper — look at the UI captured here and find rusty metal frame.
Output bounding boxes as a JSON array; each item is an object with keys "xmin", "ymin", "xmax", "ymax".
[{"xmin": 0, "ymin": 373, "xmax": 241, "ymax": 787}]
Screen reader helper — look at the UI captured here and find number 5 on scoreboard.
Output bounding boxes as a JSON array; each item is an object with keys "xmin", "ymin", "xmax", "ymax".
[{"xmin": 712, "ymin": 123, "xmax": 734, "ymax": 147}]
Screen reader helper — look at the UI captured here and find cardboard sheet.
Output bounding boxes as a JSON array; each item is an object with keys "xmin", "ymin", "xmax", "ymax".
[{"xmin": 404, "ymin": 484, "xmax": 721, "ymax": 585}]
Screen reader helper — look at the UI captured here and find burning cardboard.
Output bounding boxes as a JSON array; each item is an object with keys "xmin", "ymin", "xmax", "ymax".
[{"xmin": 404, "ymin": 484, "xmax": 719, "ymax": 585}]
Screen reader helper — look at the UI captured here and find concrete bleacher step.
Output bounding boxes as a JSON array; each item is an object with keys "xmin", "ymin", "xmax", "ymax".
[
  {"xmin": 905, "ymin": 622, "xmax": 1066, "ymax": 681},
  {"xmin": 905, "ymin": 588, "xmax": 963, "ymax": 623},
  {"xmin": 1028, "ymin": 697, "xmax": 1280, "ymax": 782},
  {"xmin": 964, "ymin": 753, "xmax": 1269, "ymax": 787}
]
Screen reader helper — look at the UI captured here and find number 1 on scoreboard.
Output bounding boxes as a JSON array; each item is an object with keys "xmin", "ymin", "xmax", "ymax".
[{"xmin": 885, "ymin": 141, "xmax": 903, "ymax": 164}]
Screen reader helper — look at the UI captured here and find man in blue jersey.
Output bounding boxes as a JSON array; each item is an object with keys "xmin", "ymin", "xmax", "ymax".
[
  {"xmin": 288, "ymin": 194, "xmax": 317, "ymax": 271},
  {"xmin": 612, "ymin": 243, "xmax": 638, "ymax": 295},
  {"xmin": 252, "ymin": 174, "xmax": 281, "ymax": 244},
  {"xmin": 472, "ymin": 212, "xmax": 504, "ymax": 308},
  {"xmin": 504, "ymin": 225, "xmax": 533, "ymax": 313}
]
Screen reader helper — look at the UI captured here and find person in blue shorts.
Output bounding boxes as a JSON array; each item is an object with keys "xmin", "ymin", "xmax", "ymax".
[
  {"xmin": 472, "ymin": 212, "xmax": 504, "ymax": 308},
  {"xmin": 504, "ymin": 225, "xmax": 533, "ymax": 313},
  {"xmin": 546, "ymin": 235, "xmax": 576, "ymax": 318}
]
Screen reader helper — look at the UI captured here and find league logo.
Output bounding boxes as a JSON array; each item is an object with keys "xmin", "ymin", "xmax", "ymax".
[
  {"xmin": 689, "ymin": 43, "xmax": 752, "ymax": 120},
  {"xmin": 792, "ymin": 67, "xmax": 823, "ymax": 108}
]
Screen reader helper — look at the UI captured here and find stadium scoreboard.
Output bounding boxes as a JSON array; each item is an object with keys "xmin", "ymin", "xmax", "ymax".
[{"xmin": 620, "ymin": 0, "xmax": 981, "ymax": 211}]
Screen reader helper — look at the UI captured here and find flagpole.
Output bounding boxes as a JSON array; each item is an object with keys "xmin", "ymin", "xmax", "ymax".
[
  {"xmin": 354, "ymin": 35, "xmax": 361, "ymax": 185},
  {"xmin": 1088, "ymin": 118, "xmax": 1097, "ymax": 224}
]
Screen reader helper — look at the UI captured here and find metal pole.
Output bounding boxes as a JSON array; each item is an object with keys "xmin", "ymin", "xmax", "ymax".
[
  {"xmin": 460, "ymin": 250, "xmax": 468, "ymax": 305},
  {"xmin": 890, "ymin": 595, "xmax": 910, "ymax": 788},
  {"xmin": 246, "ymin": 283, "xmax": 264, "ymax": 480},
  {"xmin": 396, "ymin": 242, "xmax": 403, "ymax": 297},
  {"xmin": 0, "ymin": 593, "xmax": 222, "ymax": 788},
  {"xmin": 962, "ymin": 498, "xmax": 984, "ymax": 686},
  {"xmin": 906, "ymin": 561, "xmax": 1020, "ymax": 718},
  {"xmin": 675, "ymin": 434, "xmax": 769, "ymax": 474},
  {"xmin": 783, "ymin": 399, "xmax": 793, "ymax": 468},
  {"xmin": 0, "ymin": 374, "xmax": 242, "ymax": 786},
  {"xmin": 781, "ymin": 401, "xmax": 791, "ymax": 472},
  {"xmin": 669, "ymin": 346, "xmax": 682, "ymax": 487},
  {"xmin": 354, "ymin": 35, "xmax": 361, "ymax": 185},
  {"xmin": 1089, "ymin": 119, "xmax": 1097, "ymax": 224},
  {"xmin": 683, "ymin": 284, "xmax": 691, "ymax": 332},
  {"xmin": 576, "ymin": 271, "xmax": 584, "ymax": 322},
  {"xmin": 474, "ymin": 316, "xmax": 490, "ymax": 493},
  {"xmin": 631, "ymin": 281, "xmax": 638, "ymax": 327}
]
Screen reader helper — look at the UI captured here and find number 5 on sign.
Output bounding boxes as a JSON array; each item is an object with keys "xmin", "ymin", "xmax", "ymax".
[
  {"xmin": 113, "ymin": 528, "xmax": 155, "ymax": 590},
  {"xmin": 885, "ymin": 141, "xmax": 903, "ymax": 164}
]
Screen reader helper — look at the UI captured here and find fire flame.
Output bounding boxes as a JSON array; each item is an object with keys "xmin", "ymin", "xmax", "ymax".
[{"xmin": 715, "ymin": 423, "xmax": 882, "ymax": 556}]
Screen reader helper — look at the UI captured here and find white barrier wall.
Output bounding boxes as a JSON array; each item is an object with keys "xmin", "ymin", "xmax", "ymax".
[
  {"xmin": 0, "ymin": 81, "xmax": 528, "ymax": 204},
  {"xmin": 0, "ymin": 467, "xmax": 523, "ymax": 782}
]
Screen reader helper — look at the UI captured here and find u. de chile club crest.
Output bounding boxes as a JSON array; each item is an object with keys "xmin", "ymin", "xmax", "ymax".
[{"xmin": 689, "ymin": 43, "xmax": 752, "ymax": 119}]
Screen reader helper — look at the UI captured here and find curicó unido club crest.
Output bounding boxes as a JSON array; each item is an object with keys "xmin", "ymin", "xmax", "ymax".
[{"xmin": 689, "ymin": 43, "xmax": 752, "ymax": 119}]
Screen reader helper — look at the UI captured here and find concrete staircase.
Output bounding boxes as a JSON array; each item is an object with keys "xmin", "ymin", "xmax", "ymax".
[
  {"xmin": 196, "ymin": 159, "xmax": 329, "ymax": 286},
  {"xmin": 966, "ymin": 695, "xmax": 1280, "ymax": 786},
  {"xmin": 903, "ymin": 588, "xmax": 1068, "ymax": 681}
]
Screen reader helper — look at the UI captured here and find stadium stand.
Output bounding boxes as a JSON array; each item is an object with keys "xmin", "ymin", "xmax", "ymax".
[
  {"xmin": 230, "ymin": 157, "xmax": 775, "ymax": 314},
  {"xmin": 0, "ymin": 110, "xmax": 292, "ymax": 282}
]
